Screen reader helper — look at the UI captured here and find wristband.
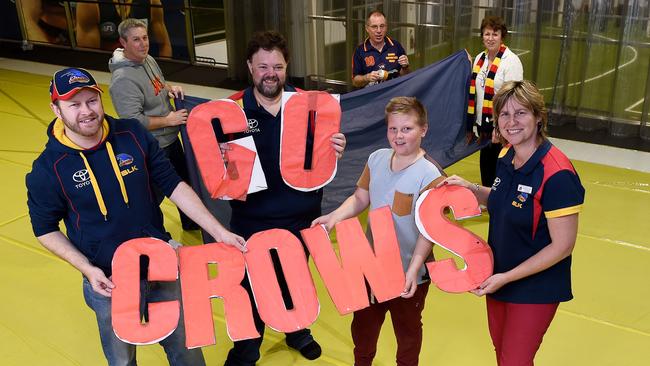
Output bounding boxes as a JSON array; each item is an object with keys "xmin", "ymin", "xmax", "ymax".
[{"xmin": 472, "ymin": 183, "xmax": 480, "ymax": 192}]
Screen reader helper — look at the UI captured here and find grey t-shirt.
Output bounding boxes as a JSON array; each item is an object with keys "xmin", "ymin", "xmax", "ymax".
[{"xmin": 357, "ymin": 148, "xmax": 444, "ymax": 284}]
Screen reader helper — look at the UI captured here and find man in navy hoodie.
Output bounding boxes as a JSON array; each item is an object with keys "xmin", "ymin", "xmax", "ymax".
[{"xmin": 26, "ymin": 67, "xmax": 246, "ymax": 366}]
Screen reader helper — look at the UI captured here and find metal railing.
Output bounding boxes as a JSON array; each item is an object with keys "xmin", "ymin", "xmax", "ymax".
[{"xmin": 303, "ymin": 0, "xmax": 650, "ymax": 140}]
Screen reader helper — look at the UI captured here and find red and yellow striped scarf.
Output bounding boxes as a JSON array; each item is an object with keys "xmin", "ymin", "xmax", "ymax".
[{"xmin": 467, "ymin": 44, "xmax": 507, "ymax": 128}]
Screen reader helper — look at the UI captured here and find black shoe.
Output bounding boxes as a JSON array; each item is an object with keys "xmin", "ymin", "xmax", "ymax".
[{"xmin": 296, "ymin": 340, "xmax": 321, "ymax": 360}]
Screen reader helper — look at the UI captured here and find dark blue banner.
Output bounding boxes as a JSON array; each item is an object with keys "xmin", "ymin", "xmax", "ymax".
[{"xmin": 179, "ymin": 50, "xmax": 478, "ymax": 225}]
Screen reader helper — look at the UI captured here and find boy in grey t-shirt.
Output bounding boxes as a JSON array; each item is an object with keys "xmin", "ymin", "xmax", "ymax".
[{"xmin": 312, "ymin": 97, "xmax": 444, "ymax": 366}]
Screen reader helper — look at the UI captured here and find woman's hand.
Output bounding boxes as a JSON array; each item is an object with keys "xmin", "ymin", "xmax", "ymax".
[
  {"xmin": 436, "ymin": 175, "xmax": 472, "ymax": 189},
  {"xmin": 437, "ymin": 175, "xmax": 489, "ymax": 206},
  {"xmin": 470, "ymin": 273, "xmax": 510, "ymax": 296},
  {"xmin": 473, "ymin": 214, "xmax": 579, "ymax": 297}
]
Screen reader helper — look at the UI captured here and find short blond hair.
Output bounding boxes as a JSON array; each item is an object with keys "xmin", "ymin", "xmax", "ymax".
[
  {"xmin": 385, "ymin": 97, "xmax": 428, "ymax": 127},
  {"xmin": 493, "ymin": 80, "xmax": 548, "ymax": 145}
]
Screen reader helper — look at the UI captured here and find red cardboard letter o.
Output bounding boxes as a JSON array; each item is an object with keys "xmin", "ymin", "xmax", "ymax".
[
  {"xmin": 245, "ymin": 229, "xmax": 319, "ymax": 332},
  {"xmin": 280, "ymin": 91, "xmax": 340, "ymax": 191}
]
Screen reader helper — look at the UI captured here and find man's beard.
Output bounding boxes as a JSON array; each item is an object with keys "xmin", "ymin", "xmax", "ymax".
[
  {"xmin": 62, "ymin": 114, "xmax": 102, "ymax": 137},
  {"xmin": 255, "ymin": 75, "xmax": 283, "ymax": 99}
]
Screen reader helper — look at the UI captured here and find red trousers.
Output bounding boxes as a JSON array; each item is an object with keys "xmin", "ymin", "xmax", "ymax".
[
  {"xmin": 351, "ymin": 282, "xmax": 430, "ymax": 366},
  {"xmin": 486, "ymin": 297, "xmax": 559, "ymax": 366}
]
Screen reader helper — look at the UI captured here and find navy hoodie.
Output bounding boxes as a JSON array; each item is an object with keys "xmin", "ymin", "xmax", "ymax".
[{"xmin": 26, "ymin": 115, "xmax": 182, "ymax": 277}]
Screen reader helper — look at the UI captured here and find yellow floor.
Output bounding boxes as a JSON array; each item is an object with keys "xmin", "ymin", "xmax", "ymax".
[{"xmin": 1, "ymin": 68, "xmax": 649, "ymax": 365}]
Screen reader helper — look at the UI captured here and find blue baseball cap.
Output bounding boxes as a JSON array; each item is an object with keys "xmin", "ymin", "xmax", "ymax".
[{"xmin": 50, "ymin": 67, "xmax": 103, "ymax": 102}]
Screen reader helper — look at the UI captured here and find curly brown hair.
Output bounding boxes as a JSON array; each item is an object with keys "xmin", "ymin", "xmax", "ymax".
[
  {"xmin": 246, "ymin": 31, "xmax": 290, "ymax": 63},
  {"xmin": 480, "ymin": 16, "xmax": 508, "ymax": 39}
]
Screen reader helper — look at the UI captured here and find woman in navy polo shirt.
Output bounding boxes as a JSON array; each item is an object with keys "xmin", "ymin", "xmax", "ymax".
[{"xmin": 442, "ymin": 80, "xmax": 584, "ymax": 365}]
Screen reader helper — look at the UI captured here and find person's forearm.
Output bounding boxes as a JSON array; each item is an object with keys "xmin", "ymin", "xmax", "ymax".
[
  {"xmin": 406, "ymin": 234, "xmax": 433, "ymax": 275},
  {"xmin": 468, "ymin": 183, "xmax": 490, "ymax": 206},
  {"xmin": 146, "ymin": 115, "xmax": 169, "ymax": 130},
  {"xmin": 501, "ymin": 239, "xmax": 574, "ymax": 286},
  {"xmin": 352, "ymin": 74, "xmax": 369, "ymax": 88},
  {"xmin": 400, "ymin": 66, "xmax": 410, "ymax": 75},
  {"xmin": 37, "ymin": 231, "xmax": 95, "ymax": 276},
  {"xmin": 329, "ymin": 190, "xmax": 370, "ymax": 224}
]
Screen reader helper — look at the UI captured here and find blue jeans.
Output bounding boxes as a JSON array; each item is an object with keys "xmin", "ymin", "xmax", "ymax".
[{"xmin": 83, "ymin": 277, "xmax": 205, "ymax": 366}]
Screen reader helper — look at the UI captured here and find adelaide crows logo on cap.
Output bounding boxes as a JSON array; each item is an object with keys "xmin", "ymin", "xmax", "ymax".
[
  {"xmin": 66, "ymin": 69, "xmax": 91, "ymax": 85},
  {"xmin": 116, "ymin": 153, "xmax": 134, "ymax": 167}
]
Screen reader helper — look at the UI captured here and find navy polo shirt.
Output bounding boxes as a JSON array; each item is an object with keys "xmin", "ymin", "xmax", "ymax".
[
  {"xmin": 213, "ymin": 86, "xmax": 323, "ymax": 238},
  {"xmin": 486, "ymin": 140, "xmax": 585, "ymax": 304},
  {"xmin": 352, "ymin": 36, "xmax": 406, "ymax": 84}
]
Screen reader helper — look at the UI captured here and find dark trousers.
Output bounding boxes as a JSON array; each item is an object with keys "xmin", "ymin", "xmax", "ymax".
[
  {"xmin": 156, "ymin": 137, "xmax": 197, "ymax": 229},
  {"xmin": 351, "ymin": 281, "xmax": 430, "ymax": 366},
  {"xmin": 224, "ymin": 219, "xmax": 315, "ymax": 366},
  {"xmin": 480, "ymin": 142, "xmax": 502, "ymax": 187},
  {"xmin": 486, "ymin": 297, "xmax": 559, "ymax": 366}
]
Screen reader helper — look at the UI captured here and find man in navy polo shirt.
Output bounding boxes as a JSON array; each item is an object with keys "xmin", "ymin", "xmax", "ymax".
[
  {"xmin": 219, "ymin": 31, "xmax": 346, "ymax": 366},
  {"xmin": 352, "ymin": 10, "xmax": 410, "ymax": 88}
]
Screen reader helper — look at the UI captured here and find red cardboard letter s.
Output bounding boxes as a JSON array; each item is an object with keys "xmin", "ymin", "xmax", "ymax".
[{"xmin": 415, "ymin": 185, "xmax": 494, "ymax": 293}]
